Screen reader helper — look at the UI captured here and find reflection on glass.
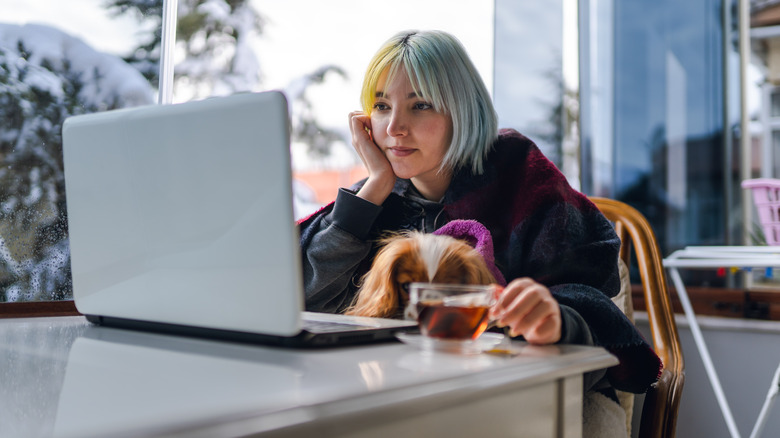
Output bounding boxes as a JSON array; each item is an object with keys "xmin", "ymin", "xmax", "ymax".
[
  {"xmin": 578, "ymin": 0, "xmax": 749, "ymax": 291},
  {"xmin": 773, "ymin": 131, "xmax": 780, "ymax": 176},
  {"xmin": 771, "ymin": 89, "xmax": 780, "ymax": 118},
  {"xmin": 493, "ymin": 0, "xmax": 564, "ymax": 168},
  {"xmin": 579, "ymin": 0, "xmax": 615, "ymax": 197},
  {"xmin": 610, "ymin": 0, "xmax": 727, "ymax": 254}
]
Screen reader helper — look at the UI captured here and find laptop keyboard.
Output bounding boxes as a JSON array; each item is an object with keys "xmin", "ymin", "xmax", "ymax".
[{"xmin": 302, "ymin": 319, "xmax": 371, "ymax": 334}]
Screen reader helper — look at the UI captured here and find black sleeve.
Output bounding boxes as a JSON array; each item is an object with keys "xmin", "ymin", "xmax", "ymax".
[
  {"xmin": 299, "ymin": 189, "xmax": 382, "ymax": 313},
  {"xmin": 558, "ymin": 304, "xmax": 609, "ymax": 391},
  {"xmin": 558, "ymin": 304, "xmax": 593, "ymax": 345}
]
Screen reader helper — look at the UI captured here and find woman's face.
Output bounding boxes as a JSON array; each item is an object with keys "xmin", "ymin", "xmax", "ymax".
[{"xmin": 370, "ymin": 66, "xmax": 453, "ymax": 198}]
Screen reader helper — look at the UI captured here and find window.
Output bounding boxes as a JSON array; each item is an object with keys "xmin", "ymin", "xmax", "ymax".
[
  {"xmin": 0, "ymin": 0, "xmax": 493, "ymax": 308},
  {"xmin": 200, "ymin": 2, "xmax": 494, "ymax": 221},
  {"xmin": 493, "ymin": 0, "xmax": 566, "ymax": 169},
  {"xmin": 1, "ymin": 1, "xmax": 157, "ymax": 305},
  {"xmin": 581, "ymin": 0, "xmax": 735, "ymax": 254}
]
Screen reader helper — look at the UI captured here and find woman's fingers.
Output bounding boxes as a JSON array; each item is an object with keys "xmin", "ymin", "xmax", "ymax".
[
  {"xmin": 490, "ymin": 278, "xmax": 536, "ymax": 318},
  {"xmin": 349, "ymin": 111, "xmax": 372, "ymax": 146},
  {"xmin": 526, "ymin": 313, "xmax": 561, "ymax": 345},
  {"xmin": 491, "ymin": 278, "xmax": 561, "ymax": 345},
  {"xmin": 349, "ymin": 112, "xmax": 385, "ymax": 170},
  {"xmin": 348, "ymin": 111, "xmax": 395, "ymax": 205}
]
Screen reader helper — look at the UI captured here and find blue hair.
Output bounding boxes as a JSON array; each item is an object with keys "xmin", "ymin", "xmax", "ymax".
[{"xmin": 361, "ymin": 30, "xmax": 498, "ymax": 174}]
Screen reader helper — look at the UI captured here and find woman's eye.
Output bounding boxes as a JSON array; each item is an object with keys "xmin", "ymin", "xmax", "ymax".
[
  {"xmin": 372, "ymin": 102, "xmax": 389, "ymax": 111},
  {"xmin": 414, "ymin": 102, "xmax": 432, "ymax": 110},
  {"xmin": 400, "ymin": 282, "xmax": 411, "ymax": 293}
]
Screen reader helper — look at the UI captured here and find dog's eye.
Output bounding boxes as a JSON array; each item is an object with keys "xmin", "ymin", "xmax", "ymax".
[{"xmin": 400, "ymin": 282, "xmax": 411, "ymax": 294}]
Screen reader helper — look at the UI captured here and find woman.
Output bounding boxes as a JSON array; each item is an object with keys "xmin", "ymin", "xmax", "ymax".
[{"xmin": 298, "ymin": 30, "xmax": 660, "ymax": 436}]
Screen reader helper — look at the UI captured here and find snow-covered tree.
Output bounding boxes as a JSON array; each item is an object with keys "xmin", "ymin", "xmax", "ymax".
[
  {"xmin": 0, "ymin": 6, "xmax": 356, "ymax": 301},
  {"xmin": 109, "ymin": 1, "xmax": 348, "ymax": 154},
  {"xmin": 107, "ymin": 0, "xmax": 264, "ymax": 98},
  {"xmin": 286, "ymin": 65, "xmax": 349, "ymax": 158},
  {"xmin": 0, "ymin": 23, "xmax": 154, "ymax": 301}
]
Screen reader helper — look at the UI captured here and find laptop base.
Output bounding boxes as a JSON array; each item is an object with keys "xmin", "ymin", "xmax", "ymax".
[{"xmin": 85, "ymin": 314, "xmax": 412, "ymax": 348}]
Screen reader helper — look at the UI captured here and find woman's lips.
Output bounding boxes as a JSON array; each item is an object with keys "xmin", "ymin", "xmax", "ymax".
[{"xmin": 387, "ymin": 147, "xmax": 415, "ymax": 157}]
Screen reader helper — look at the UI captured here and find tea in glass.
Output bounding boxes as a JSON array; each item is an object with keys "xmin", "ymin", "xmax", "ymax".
[{"xmin": 408, "ymin": 283, "xmax": 497, "ymax": 340}]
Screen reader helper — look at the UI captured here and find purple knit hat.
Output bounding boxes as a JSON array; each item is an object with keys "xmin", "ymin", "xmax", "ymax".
[{"xmin": 433, "ymin": 220, "xmax": 507, "ymax": 286}]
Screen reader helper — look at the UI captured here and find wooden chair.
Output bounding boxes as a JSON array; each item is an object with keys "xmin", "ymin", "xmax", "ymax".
[{"xmin": 590, "ymin": 197, "xmax": 685, "ymax": 438}]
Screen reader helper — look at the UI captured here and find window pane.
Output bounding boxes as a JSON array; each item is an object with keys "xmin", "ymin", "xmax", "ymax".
[
  {"xmin": 168, "ymin": 0, "xmax": 494, "ymax": 220},
  {"xmin": 1, "ymin": 0, "xmax": 493, "ymax": 304},
  {"xmin": 579, "ymin": 0, "xmax": 616, "ymax": 197},
  {"xmin": 771, "ymin": 89, "xmax": 780, "ymax": 118},
  {"xmin": 493, "ymin": 0, "xmax": 564, "ymax": 169},
  {"xmin": 773, "ymin": 130, "xmax": 780, "ymax": 176},
  {"xmin": 1, "ymin": 1, "xmax": 158, "ymax": 302},
  {"xmin": 611, "ymin": 0, "xmax": 727, "ymax": 252}
]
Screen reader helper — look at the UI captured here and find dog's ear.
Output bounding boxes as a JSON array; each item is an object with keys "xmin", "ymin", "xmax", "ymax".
[
  {"xmin": 458, "ymin": 244, "xmax": 497, "ymax": 285},
  {"xmin": 344, "ymin": 236, "xmax": 410, "ymax": 318},
  {"xmin": 466, "ymin": 252, "xmax": 498, "ymax": 285},
  {"xmin": 435, "ymin": 240, "xmax": 497, "ymax": 286}
]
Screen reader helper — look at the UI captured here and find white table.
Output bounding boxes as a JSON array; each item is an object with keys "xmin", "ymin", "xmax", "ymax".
[
  {"xmin": 664, "ymin": 246, "xmax": 780, "ymax": 438},
  {"xmin": 0, "ymin": 316, "xmax": 617, "ymax": 438}
]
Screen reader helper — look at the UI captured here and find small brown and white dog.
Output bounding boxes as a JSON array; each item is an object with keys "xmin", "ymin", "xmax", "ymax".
[{"xmin": 344, "ymin": 230, "xmax": 498, "ymax": 318}]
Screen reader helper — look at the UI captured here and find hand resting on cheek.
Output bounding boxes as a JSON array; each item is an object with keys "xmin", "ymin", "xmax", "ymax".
[{"xmin": 348, "ymin": 111, "xmax": 397, "ymax": 206}]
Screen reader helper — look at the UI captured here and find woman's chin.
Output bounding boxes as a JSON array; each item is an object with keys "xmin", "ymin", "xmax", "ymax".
[{"xmin": 389, "ymin": 165, "xmax": 415, "ymax": 180}]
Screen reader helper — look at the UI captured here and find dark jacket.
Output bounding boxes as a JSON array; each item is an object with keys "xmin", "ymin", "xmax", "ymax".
[{"xmin": 298, "ymin": 129, "xmax": 661, "ymax": 394}]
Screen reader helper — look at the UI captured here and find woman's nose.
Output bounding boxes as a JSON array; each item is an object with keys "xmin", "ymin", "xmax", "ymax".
[{"xmin": 386, "ymin": 110, "xmax": 407, "ymax": 137}]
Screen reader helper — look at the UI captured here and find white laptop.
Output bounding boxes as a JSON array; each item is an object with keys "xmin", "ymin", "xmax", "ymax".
[{"xmin": 61, "ymin": 90, "xmax": 415, "ymax": 347}]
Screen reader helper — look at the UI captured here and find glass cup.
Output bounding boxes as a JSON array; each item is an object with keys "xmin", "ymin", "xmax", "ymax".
[{"xmin": 407, "ymin": 283, "xmax": 498, "ymax": 341}]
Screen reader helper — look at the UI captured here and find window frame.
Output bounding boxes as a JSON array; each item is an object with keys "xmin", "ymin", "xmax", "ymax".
[{"xmin": 0, "ymin": 301, "xmax": 80, "ymax": 318}]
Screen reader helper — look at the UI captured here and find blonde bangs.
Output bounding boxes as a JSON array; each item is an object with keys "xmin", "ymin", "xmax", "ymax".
[{"xmin": 360, "ymin": 30, "xmax": 498, "ymax": 175}]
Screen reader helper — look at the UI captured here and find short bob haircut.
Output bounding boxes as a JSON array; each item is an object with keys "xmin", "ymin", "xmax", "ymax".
[{"xmin": 360, "ymin": 30, "xmax": 498, "ymax": 175}]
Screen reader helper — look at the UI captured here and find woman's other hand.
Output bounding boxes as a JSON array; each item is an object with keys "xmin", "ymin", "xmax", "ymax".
[
  {"xmin": 490, "ymin": 278, "xmax": 562, "ymax": 345},
  {"xmin": 349, "ymin": 111, "xmax": 395, "ymax": 205}
]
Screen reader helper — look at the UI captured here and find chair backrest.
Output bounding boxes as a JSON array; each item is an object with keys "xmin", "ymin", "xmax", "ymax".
[{"xmin": 589, "ymin": 197, "xmax": 685, "ymax": 438}]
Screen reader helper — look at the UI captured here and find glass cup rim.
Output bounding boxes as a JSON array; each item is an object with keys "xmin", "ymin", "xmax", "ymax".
[
  {"xmin": 407, "ymin": 282, "xmax": 498, "ymax": 310},
  {"xmin": 408, "ymin": 282, "xmax": 495, "ymax": 293}
]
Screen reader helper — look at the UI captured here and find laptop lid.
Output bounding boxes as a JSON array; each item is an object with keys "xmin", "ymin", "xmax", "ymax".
[
  {"xmin": 62, "ymin": 91, "xmax": 416, "ymax": 346},
  {"xmin": 63, "ymin": 91, "xmax": 308, "ymax": 337}
]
